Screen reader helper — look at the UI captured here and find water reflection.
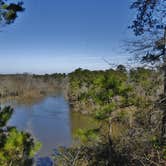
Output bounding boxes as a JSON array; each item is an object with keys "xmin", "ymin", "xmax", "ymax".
[{"xmin": 5, "ymin": 94, "xmax": 97, "ymax": 161}]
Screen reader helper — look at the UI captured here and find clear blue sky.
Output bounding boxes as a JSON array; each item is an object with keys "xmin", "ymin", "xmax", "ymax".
[{"xmin": 0, "ymin": 0, "xmax": 134, "ymax": 74}]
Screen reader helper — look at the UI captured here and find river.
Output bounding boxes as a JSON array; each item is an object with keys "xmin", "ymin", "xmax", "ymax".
[{"xmin": 4, "ymin": 94, "xmax": 97, "ymax": 165}]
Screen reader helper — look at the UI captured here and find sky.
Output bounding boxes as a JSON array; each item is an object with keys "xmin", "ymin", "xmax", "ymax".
[{"xmin": 0, "ymin": 0, "xmax": 134, "ymax": 74}]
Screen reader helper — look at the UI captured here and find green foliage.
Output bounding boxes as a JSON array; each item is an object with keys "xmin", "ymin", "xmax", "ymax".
[
  {"xmin": 95, "ymin": 103, "xmax": 116, "ymax": 120},
  {"xmin": 30, "ymin": 141, "xmax": 42, "ymax": 158},
  {"xmin": 0, "ymin": 1, "xmax": 24, "ymax": 24},
  {"xmin": 57, "ymin": 67, "xmax": 163, "ymax": 165},
  {"xmin": 75, "ymin": 128, "xmax": 100, "ymax": 143},
  {"xmin": 69, "ymin": 67, "xmax": 160, "ymax": 120},
  {"xmin": 0, "ymin": 106, "xmax": 41, "ymax": 166},
  {"xmin": 0, "ymin": 106, "xmax": 13, "ymax": 127}
]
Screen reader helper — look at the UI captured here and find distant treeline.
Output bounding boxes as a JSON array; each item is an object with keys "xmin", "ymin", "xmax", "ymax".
[{"xmin": 0, "ymin": 73, "xmax": 67, "ymax": 100}]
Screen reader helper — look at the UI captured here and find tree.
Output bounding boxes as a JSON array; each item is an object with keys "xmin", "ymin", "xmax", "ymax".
[
  {"xmin": 0, "ymin": 106, "xmax": 41, "ymax": 165},
  {"xmin": 116, "ymin": 65, "xmax": 127, "ymax": 73},
  {"xmin": 0, "ymin": 0, "xmax": 24, "ymax": 25},
  {"xmin": 130, "ymin": 0, "xmax": 166, "ymax": 145}
]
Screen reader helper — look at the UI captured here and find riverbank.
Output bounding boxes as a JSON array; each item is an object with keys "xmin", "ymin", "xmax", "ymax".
[{"xmin": 54, "ymin": 67, "xmax": 165, "ymax": 165}]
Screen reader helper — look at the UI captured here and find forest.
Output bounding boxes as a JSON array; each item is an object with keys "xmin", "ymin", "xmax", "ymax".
[
  {"xmin": 0, "ymin": 0, "xmax": 166, "ymax": 165},
  {"xmin": 0, "ymin": 66, "xmax": 165, "ymax": 165}
]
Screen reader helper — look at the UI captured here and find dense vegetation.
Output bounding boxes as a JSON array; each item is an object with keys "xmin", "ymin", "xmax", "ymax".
[
  {"xmin": 53, "ymin": 66, "xmax": 166, "ymax": 165},
  {"xmin": 68, "ymin": 66, "xmax": 161, "ymax": 116},
  {"xmin": 0, "ymin": 67, "xmax": 165, "ymax": 165}
]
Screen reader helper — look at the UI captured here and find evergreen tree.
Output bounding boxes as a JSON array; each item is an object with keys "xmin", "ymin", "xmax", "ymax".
[{"xmin": 0, "ymin": 0, "xmax": 24, "ymax": 25}]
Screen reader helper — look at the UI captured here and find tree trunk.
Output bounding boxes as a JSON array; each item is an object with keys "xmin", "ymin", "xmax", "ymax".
[{"xmin": 161, "ymin": 27, "xmax": 166, "ymax": 146}]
